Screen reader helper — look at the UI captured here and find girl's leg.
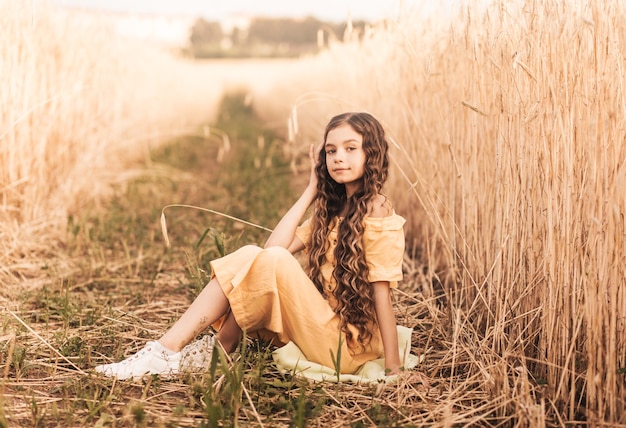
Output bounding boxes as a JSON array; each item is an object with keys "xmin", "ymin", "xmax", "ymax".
[
  {"xmin": 217, "ymin": 311, "xmax": 243, "ymax": 353},
  {"xmin": 95, "ymin": 253, "xmax": 252, "ymax": 380},
  {"xmin": 159, "ymin": 277, "xmax": 230, "ymax": 352}
]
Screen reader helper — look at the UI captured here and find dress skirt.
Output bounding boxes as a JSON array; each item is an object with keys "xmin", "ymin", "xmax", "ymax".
[{"xmin": 210, "ymin": 245, "xmax": 384, "ymax": 374}]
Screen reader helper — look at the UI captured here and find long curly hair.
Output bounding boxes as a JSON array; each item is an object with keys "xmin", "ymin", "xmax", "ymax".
[{"xmin": 307, "ymin": 112, "xmax": 389, "ymax": 353}]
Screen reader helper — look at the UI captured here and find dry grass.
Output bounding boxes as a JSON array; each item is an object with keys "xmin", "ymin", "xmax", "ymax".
[
  {"xmin": 0, "ymin": 279, "xmax": 446, "ymax": 427},
  {"xmin": 253, "ymin": 0, "xmax": 626, "ymax": 425},
  {"xmin": 0, "ymin": 1, "xmax": 299, "ymax": 298},
  {"xmin": 0, "ymin": 250, "xmax": 551, "ymax": 426},
  {"xmin": 2, "ymin": 0, "xmax": 625, "ymax": 425},
  {"xmin": 0, "ymin": 96, "xmax": 463, "ymax": 427},
  {"xmin": 0, "ymin": 254, "xmax": 530, "ymax": 427}
]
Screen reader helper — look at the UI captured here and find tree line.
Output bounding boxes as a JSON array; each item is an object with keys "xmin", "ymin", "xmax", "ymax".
[{"xmin": 187, "ymin": 16, "xmax": 368, "ymax": 58}]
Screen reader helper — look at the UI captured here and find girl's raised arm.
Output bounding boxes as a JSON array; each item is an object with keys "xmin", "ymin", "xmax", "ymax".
[{"xmin": 264, "ymin": 144, "xmax": 319, "ymax": 251}]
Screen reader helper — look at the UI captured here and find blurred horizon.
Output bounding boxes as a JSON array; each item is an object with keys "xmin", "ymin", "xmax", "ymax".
[
  {"xmin": 41, "ymin": 0, "xmax": 459, "ymax": 50},
  {"xmin": 46, "ymin": 0, "xmax": 453, "ymax": 23}
]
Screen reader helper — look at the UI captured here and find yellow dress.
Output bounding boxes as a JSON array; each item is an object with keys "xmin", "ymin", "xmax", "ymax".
[{"xmin": 210, "ymin": 213, "xmax": 405, "ymax": 374}]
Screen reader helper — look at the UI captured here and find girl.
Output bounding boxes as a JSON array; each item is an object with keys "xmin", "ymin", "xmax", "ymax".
[{"xmin": 96, "ymin": 112, "xmax": 415, "ymax": 381}]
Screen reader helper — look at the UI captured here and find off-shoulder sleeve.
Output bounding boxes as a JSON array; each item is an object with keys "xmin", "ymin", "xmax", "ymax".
[
  {"xmin": 362, "ymin": 213, "xmax": 406, "ymax": 288},
  {"xmin": 295, "ymin": 218, "xmax": 312, "ymax": 250}
]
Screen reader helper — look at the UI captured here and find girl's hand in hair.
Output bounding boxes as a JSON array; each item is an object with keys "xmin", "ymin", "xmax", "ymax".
[
  {"xmin": 264, "ymin": 144, "xmax": 319, "ymax": 250},
  {"xmin": 307, "ymin": 143, "xmax": 320, "ymax": 192}
]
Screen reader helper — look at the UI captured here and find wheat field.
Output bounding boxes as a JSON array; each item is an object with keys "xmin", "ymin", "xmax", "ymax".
[
  {"xmin": 256, "ymin": 0, "xmax": 626, "ymax": 424},
  {"xmin": 0, "ymin": 1, "xmax": 298, "ymax": 296},
  {"xmin": 1, "ymin": 0, "xmax": 624, "ymax": 425}
]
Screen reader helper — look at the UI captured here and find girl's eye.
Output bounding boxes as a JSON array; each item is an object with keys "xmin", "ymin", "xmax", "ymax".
[{"xmin": 326, "ymin": 149, "xmax": 335, "ymax": 154}]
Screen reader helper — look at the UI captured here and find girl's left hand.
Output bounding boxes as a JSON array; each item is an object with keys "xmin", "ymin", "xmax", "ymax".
[{"xmin": 307, "ymin": 143, "xmax": 320, "ymax": 190}]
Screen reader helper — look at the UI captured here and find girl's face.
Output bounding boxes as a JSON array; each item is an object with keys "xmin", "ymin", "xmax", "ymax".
[{"xmin": 324, "ymin": 124, "xmax": 366, "ymax": 196}]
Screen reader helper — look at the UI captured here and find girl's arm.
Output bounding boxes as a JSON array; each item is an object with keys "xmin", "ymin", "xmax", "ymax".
[
  {"xmin": 372, "ymin": 281, "xmax": 402, "ymax": 373},
  {"xmin": 264, "ymin": 144, "xmax": 319, "ymax": 251},
  {"xmin": 263, "ymin": 185, "xmax": 315, "ymax": 251}
]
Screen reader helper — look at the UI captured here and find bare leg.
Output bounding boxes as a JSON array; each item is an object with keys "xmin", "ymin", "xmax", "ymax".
[
  {"xmin": 217, "ymin": 311, "xmax": 243, "ymax": 353},
  {"xmin": 159, "ymin": 277, "xmax": 230, "ymax": 352}
]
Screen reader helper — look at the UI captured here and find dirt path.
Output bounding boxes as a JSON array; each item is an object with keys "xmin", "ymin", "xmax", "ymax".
[
  {"xmin": 181, "ymin": 58, "xmax": 302, "ymax": 123},
  {"xmin": 0, "ymin": 93, "xmax": 305, "ymax": 426}
]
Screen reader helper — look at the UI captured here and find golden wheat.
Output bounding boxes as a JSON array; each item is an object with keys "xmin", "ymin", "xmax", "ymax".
[
  {"xmin": 0, "ymin": 2, "xmax": 293, "ymax": 294},
  {"xmin": 256, "ymin": 0, "xmax": 626, "ymax": 424}
]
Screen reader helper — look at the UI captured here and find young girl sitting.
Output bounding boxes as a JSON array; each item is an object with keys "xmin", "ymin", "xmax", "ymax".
[{"xmin": 96, "ymin": 112, "xmax": 422, "ymax": 382}]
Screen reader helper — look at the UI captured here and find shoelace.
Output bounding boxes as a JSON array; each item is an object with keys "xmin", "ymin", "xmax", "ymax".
[
  {"xmin": 181, "ymin": 336, "xmax": 215, "ymax": 368},
  {"xmin": 120, "ymin": 345, "xmax": 155, "ymax": 365}
]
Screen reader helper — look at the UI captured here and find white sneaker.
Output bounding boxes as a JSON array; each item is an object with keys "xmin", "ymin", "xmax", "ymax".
[
  {"xmin": 95, "ymin": 341, "xmax": 180, "ymax": 380},
  {"xmin": 180, "ymin": 334, "xmax": 216, "ymax": 373}
]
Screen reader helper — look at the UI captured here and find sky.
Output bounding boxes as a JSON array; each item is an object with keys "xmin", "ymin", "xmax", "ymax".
[{"xmin": 50, "ymin": 0, "xmax": 425, "ymax": 22}]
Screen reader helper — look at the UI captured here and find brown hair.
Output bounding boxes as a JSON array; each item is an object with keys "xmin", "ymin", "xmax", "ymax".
[{"xmin": 307, "ymin": 112, "xmax": 389, "ymax": 352}]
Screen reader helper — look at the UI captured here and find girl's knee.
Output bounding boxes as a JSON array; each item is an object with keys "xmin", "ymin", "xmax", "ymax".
[
  {"xmin": 240, "ymin": 244, "xmax": 261, "ymax": 250},
  {"xmin": 228, "ymin": 244, "xmax": 263, "ymax": 260},
  {"xmin": 260, "ymin": 246, "xmax": 293, "ymax": 262},
  {"xmin": 253, "ymin": 247, "xmax": 299, "ymax": 273},
  {"xmin": 238, "ymin": 244, "xmax": 262, "ymax": 253}
]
